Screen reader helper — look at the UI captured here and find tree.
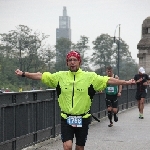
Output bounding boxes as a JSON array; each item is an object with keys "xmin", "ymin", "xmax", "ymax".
[
  {"xmin": 92, "ymin": 34, "xmax": 114, "ymax": 74},
  {"xmin": 72, "ymin": 36, "xmax": 91, "ymax": 71},
  {"xmin": 91, "ymin": 34, "xmax": 137, "ymax": 78},
  {"xmin": 55, "ymin": 38, "xmax": 72, "ymax": 71},
  {"xmin": 120, "ymin": 57, "xmax": 138, "ymax": 80},
  {"xmin": 0, "ymin": 25, "xmax": 54, "ymax": 91},
  {"xmin": 38, "ymin": 46, "xmax": 56, "ymax": 72}
]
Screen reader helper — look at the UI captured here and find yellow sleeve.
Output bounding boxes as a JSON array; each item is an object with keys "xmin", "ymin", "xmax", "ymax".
[
  {"xmin": 92, "ymin": 74, "xmax": 110, "ymax": 91},
  {"xmin": 41, "ymin": 72, "xmax": 59, "ymax": 88}
]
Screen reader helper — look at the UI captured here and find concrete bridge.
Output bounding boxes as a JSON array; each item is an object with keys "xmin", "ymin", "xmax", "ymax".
[{"xmin": 23, "ymin": 103, "xmax": 150, "ymax": 150}]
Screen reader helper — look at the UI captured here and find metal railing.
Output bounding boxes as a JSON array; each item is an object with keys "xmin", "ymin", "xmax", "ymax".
[{"xmin": 0, "ymin": 85, "xmax": 150, "ymax": 150}]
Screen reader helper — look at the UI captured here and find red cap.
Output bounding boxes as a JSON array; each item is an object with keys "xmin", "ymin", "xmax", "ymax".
[{"xmin": 66, "ymin": 51, "xmax": 81, "ymax": 62}]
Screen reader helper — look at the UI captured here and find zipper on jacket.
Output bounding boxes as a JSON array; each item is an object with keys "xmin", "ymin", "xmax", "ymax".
[{"xmin": 71, "ymin": 75, "xmax": 75, "ymax": 108}]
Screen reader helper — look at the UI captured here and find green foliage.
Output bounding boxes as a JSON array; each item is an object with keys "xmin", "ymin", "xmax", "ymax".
[
  {"xmin": 92, "ymin": 34, "xmax": 114, "ymax": 74},
  {"xmin": 0, "ymin": 25, "xmax": 54, "ymax": 91},
  {"xmin": 91, "ymin": 34, "xmax": 138, "ymax": 78},
  {"xmin": 0, "ymin": 25, "xmax": 138, "ymax": 92},
  {"xmin": 55, "ymin": 38, "xmax": 72, "ymax": 71},
  {"xmin": 72, "ymin": 36, "xmax": 91, "ymax": 71},
  {"xmin": 55, "ymin": 36, "xmax": 92, "ymax": 72}
]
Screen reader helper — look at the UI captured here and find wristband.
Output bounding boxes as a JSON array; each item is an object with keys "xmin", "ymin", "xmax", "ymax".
[{"xmin": 22, "ymin": 72, "xmax": 25, "ymax": 77}]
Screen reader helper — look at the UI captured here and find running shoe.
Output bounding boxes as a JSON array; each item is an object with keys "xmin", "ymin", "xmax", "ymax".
[
  {"xmin": 139, "ymin": 114, "xmax": 144, "ymax": 119},
  {"xmin": 139, "ymin": 116, "xmax": 144, "ymax": 119},
  {"xmin": 108, "ymin": 121, "xmax": 113, "ymax": 127}
]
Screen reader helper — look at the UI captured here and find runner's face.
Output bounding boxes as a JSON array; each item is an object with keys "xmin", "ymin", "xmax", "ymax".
[
  {"xmin": 106, "ymin": 69, "xmax": 113, "ymax": 77},
  {"xmin": 67, "ymin": 56, "xmax": 80, "ymax": 72}
]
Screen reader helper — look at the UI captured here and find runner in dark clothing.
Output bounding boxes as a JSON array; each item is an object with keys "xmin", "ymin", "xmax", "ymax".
[{"xmin": 134, "ymin": 67, "xmax": 149, "ymax": 119}]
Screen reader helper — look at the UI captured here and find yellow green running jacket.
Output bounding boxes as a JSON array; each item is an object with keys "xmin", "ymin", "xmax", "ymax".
[{"xmin": 41, "ymin": 68, "xmax": 109, "ymax": 119}]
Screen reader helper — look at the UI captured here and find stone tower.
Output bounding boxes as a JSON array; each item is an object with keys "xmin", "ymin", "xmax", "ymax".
[{"xmin": 137, "ymin": 17, "xmax": 150, "ymax": 75}]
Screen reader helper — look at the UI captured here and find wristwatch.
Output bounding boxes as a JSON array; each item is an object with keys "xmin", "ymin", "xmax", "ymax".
[{"xmin": 22, "ymin": 72, "xmax": 25, "ymax": 77}]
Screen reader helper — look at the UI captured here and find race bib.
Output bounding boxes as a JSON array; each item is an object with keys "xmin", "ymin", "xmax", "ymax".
[
  {"xmin": 107, "ymin": 87, "xmax": 114, "ymax": 93},
  {"xmin": 67, "ymin": 116, "xmax": 82, "ymax": 127}
]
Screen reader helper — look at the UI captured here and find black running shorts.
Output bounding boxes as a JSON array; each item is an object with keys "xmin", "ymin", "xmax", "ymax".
[
  {"xmin": 135, "ymin": 91, "xmax": 147, "ymax": 100},
  {"xmin": 105, "ymin": 94, "xmax": 118, "ymax": 108},
  {"xmin": 61, "ymin": 117, "xmax": 90, "ymax": 146}
]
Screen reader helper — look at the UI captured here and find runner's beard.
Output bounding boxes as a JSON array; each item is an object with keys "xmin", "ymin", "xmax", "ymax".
[{"xmin": 69, "ymin": 66, "xmax": 79, "ymax": 72}]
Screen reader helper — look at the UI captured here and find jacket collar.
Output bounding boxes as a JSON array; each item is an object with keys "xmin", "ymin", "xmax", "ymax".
[{"xmin": 68, "ymin": 68, "xmax": 82, "ymax": 75}]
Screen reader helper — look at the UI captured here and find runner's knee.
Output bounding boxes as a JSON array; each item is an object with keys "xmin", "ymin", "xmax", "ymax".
[
  {"xmin": 107, "ymin": 107, "xmax": 112, "ymax": 111},
  {"xmin": 63, "ymin": 141, "xmax": 72, "ymax": 150},
  {"xmin": 112, "ymin": 108, "xmax": 118, "ymax": 114}
]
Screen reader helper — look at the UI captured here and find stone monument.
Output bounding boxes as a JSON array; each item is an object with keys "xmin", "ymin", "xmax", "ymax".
[{"xmin": 137, "ymin": 16, "xmax": 150, "ymax": 75}]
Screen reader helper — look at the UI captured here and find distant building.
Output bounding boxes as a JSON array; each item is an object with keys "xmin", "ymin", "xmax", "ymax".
[
  {"xmin": 56, "ymin": 6, "xmax": 71, "ymax": 42},
  {"xmin": 56, "ymin": 6, "xmax": 71, "ymax": 63},
  {"xmin": 137, "ymin": 16, "xmax": 150, "ymax": 74}
]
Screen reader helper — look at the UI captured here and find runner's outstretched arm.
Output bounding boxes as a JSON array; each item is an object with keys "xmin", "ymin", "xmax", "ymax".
[
  {"xmin": 15, "ymin": 69, "xmax": 42, "ymax": 80},
  {"xmin": 108, "ymin": 77, "xmax": 135, "ymax": 85}
]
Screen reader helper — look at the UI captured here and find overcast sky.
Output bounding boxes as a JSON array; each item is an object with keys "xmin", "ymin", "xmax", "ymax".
[{"xmin": 0, "ymin": 0, "xmax": 150, "ymax": 63}]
